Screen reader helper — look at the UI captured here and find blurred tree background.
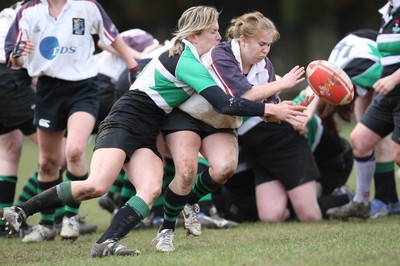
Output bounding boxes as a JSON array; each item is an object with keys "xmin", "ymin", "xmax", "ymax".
[{"xmin": 1, "ymin": 0, "xmax": 386, "ymax": 81}]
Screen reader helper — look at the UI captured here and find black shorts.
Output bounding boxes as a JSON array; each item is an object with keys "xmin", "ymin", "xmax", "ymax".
[
  {"xmin": 94, "ymin": 90, "xmax": 165, "ymax": 163},
  {"xmin": 361, "ymin": 88, "xmax": 400, "ymax": 143},
  {"xmin": 161, "ymin": 108, "xmax": 237, "ymax": 139},
  {"xmin": 0, "ymin": 64, "xmax": 35, "ymax": 130},
  {"xmin": 34, "ymin": 76, "xmax": 99, "ymax": 131},
  {"xmin": 0, "ymin": 119, "xmax": 36, "ymax": 136},
  {"xmin": 239, "ymin": 121, "xmax": 320, "ymax": 190}
]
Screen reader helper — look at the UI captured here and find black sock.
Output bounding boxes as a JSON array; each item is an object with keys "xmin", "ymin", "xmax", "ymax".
[
  {"xmin": 187, "ymin": 168, "xmax": 222, "ymax": 205},
  {"xmin": 0, "ymin": 175, "xmax": 17, "ymax": 227},
  {"xmin": 0, "ymin": 175, "xmax": 17, "ymax": 207},
  {"xmin": 374, "ymin": 162, "xmax": 394, "ymax": 204},
  {"xmin": 161, "ymin": 187, "xmax": 187, "ymax": 231},
  {"xmin": 318, "ymin": 194, "xmax": 349, "ymax": 218},
  {"xmin": 19, "ymin": 186, "xmax": 64, "ymax": 218},
  {"xmin": 97, "ymin": 204, "xmax": 141, "ymax": 243},
  {"xmin": 53, "ymin": 175, "xmax": 65, "ymax": 223},
  {"xmin": 15, "ymin": 172, "xmax": 38, "ymax": 205},
  {"xmin": 38, "ymin": 178, "xmax": 63, "ymax": 226}
]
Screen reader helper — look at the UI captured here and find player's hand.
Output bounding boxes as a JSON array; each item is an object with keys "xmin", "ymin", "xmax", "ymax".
[
  {"xmin": 373, "ymin": 75, "xmax": 397, "ymax": 95},
  {"xmin": 298, "ymin": 94, "xmax": 315, "ymax": 107},
  {"xmin": 264, "ymin": 100, "xmax": 307, "ymax": 124},
  {"xmin": 292, "ymin": 120, "xmax": 308, "ymax": 135},
  {"xmin": 12, "ymin": 40, "xmax": 33, "ymax": 58},
  {"xmin": 128, "ymin": 65, "xmax": 140, "ymax": 85},
  {"xmin": 277, "ymin": 65, "xmax": 305, "ymax": 90}
]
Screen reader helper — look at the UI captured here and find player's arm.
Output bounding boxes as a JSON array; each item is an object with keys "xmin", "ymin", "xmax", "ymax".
[
  {"xmin": 241, "ymin": 65, "xmax": 305, "ymax": 101},
  {"xmin": 4, "ymin": 10, "xmax": 33, "ymax": 68},
  {"xmin": 109, "ymin": 35, "xmax": 139, "ymax": 84},
  {"xmin": 98, "ymin": 38, "xmax": 143, "ymax": 59},
  {"xmin": 199, "ymin": 86, "xmax": 308, "ymax": 125},
  {"xmin": 211, "ymin": 50, "xmax": 304, "ymax": 101}
]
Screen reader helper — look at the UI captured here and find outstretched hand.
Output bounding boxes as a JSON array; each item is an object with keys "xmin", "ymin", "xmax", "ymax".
[{"xmin": 278, "ymin": 65, "xmax": 305, "ymax": 90}]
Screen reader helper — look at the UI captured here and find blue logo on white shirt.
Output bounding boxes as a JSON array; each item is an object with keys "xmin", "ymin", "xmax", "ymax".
[{"xmin": 39, "ymin": 36, "xmax": 77, "ymax": 60}]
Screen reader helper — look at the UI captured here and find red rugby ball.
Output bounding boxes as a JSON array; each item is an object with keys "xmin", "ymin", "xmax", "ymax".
[{"xmin": 306, "ymin": 60, "xmax": 354, "ymax": 105}]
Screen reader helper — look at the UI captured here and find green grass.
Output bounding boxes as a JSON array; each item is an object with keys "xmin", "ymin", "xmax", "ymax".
[
  {"xmin": 2, "ymin": 124, "xmax": 400, "ymax": 266},
  {"xmin": 2, "ymin": 218, "xmax": 400, "ymax": 266}
]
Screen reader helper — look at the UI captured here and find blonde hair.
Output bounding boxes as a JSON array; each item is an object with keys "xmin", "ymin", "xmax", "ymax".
[
  {"xmin": 226, "ymin": 11, "xmax": 280, "ymax": 43},
  {"xmin": 169, "ymin": 6, "xmax": 219, "ymax": 56}
]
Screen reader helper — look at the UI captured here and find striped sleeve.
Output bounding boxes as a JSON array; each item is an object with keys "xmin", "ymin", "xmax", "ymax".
[{"xmin": 91, "ymin": 0, "xmax": 119, "ymax": 46}]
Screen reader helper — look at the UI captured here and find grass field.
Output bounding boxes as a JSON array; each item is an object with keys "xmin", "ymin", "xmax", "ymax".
[{"xmin": 2, "ymin": 124, "xmax": 400, "ymax": 266}]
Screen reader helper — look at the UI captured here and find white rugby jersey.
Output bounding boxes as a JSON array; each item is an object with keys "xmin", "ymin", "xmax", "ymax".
[
  {"xmin": 328, "ymin": 33, "xmax": 379, "ymax": 70},
  {"xmin": 327, "ymin": 30, "xmax": 382, "ymax": 96},
  {"xmin": 5, "ymin": 0, "xmax": 118, "ymax": 80},
  {"xmin": 377, "ymin": 1, "xmax": 400, "ymax": 77}
]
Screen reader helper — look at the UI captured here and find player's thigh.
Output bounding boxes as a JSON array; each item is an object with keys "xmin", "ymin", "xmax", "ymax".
[
  {"xmin": 201, "ymin": 133, "xmax": 238, "ymax": 181},
  {"xmin": 354, "ymin": 91, "xmax": 373, "ymax": 121},
  {"xmin": 350, "ymin": 122, "xmax": 382, "ymax": 157},
  {"xmin": 288, "ymin": 180, "xmax": 321, "ymax": 221},
  {"xmin": 125, "ymin": 148, "xmax": 164, "ymax": 205},
  {"xmin": 66, "ymin": 111, "xmax": 96, "ymax": 151},
  {"xmin": 165, "ymin": 130, "xmax": 201, "ymax": 178},
  {"xmin": 255, "ymin": 180, "xmax": 288, "ymax": 221},
  {"xmin": 375, "ymin": 135, "xmax": 394, "ymax": 162},
  {"xmin": 37, "ymin": 129, "xmax": 65, "ymax": 164}
]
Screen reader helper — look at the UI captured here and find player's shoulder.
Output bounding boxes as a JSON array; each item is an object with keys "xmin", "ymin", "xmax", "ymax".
[{"xmin": 348, "ymin": 29, "xmax": 378, "ymax": 41}]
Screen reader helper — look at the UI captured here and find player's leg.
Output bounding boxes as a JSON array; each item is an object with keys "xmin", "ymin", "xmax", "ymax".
[
  {"xmin": 256, "ymin": 180, "xmax": 290, "ymax": 222},
  {"xmin": 92, "ymin": 148, "xmax": 163, "ymax": 257},
  {"xmin": 371, "ymin": 136, "xmax": 395, "ymax": 218},
  {"xmin": 184, "ymin": 133, "xmax": 238, "ymax": 233},
  {"xmin": 288, "ymin": 180, "xmax": 322, "ymax": 221},
  {"xmin": 327, "ymin": 123, "xmax": 382, "ymax": 219},
  {"xmin": 0, "ymin": 130, "xmax": 23, "ymax": 237},
  {"xmin": 152, "ymin": 130, "xmax": 201, "ymax": 252},
  {"xmin": 60, "ymin": 111, "xmax": 95, "ymax": 241},
  {"xmin": 21, "ymin": 129, "xmax": 65, "ymax": 242}
]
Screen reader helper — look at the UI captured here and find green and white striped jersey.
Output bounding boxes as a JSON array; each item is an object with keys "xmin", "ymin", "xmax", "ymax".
[{"xmin": 131, "ymin": 40, "xmax": 218, "ymax": 114}]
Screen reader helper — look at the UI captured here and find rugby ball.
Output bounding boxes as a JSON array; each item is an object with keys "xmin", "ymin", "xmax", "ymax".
[{"xmin": 306, "ymin": 60, "xmax": 354, "ymax": 105}]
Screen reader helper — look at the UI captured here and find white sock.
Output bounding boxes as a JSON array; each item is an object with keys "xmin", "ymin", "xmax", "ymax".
[{"xmin": 353, "ymin": 154, "xmax": 375, "ymax": 205}]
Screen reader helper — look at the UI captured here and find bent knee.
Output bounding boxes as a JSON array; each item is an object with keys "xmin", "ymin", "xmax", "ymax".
[
  {"xmin": 151, "ymin": 186, "xmax": 162, "ymax": 200},
  {"xmin": 296, "ymin": 209, "xmax": 322, "ymax": 222},
  {"xmin": 84, "ymin": 182, "xmax": 109, "ymax": 198},
  {"xmin": 209, "ymin": 162, "xmax": 236, "ymax": 183},
  {"xmin": 258, "ymin": 209, "xmax": 288, "ymax": 223},
  {"xmin": 66, "ymin": 146, "xmax": 85, "ymax": 164},
  {"xmin": 175, "ymin": 167, "xmax": 197, "ymax": 188}
]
